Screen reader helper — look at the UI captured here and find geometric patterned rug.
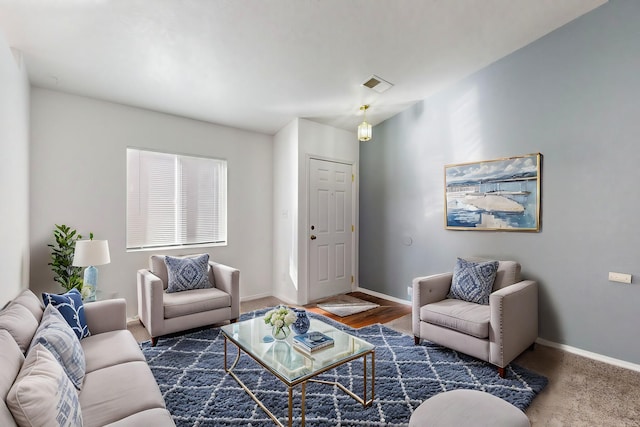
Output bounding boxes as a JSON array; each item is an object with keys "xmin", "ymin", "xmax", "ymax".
[{"xmin": 140, "ymin": 309, "xmax": 547, "ymax": 426}]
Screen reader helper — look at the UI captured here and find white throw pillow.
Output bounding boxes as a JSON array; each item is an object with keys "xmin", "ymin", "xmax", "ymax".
[
  {"xmin": 7, "ymin": 343, "xmax": 83, "ymax": 427},
  {"xmin": 29, "ymin": 304, "xmax": 86, "ymax": 390}
]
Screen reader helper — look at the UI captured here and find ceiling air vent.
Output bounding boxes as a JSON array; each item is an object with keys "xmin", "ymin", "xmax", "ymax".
[{"xmin": 362, "ymin": 75, "xmax": 393, "ymax": 93}]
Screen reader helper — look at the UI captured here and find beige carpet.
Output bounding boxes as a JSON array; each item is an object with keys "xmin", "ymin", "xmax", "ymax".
[
  {"xmin": 129, "ymin": 296, "xmax": 640, "ymax": 426},
  {"xmin": 317, "ymin": 295, "xmax": 379, "ymax": 317},
  {"xmin": 383, "ymin": 313, "xmax": 640, "ymax": 426}
]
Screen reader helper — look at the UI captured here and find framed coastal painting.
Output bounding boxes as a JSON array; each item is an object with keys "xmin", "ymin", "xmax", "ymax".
[{"xmin": 444, "ymin": 153, "xmax": 541, "ymax": 231}]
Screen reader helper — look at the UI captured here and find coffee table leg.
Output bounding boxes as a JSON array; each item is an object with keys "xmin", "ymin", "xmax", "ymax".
[
  {"xmin": 287, "ymin": 386, "xmax": 293, "ymax": 427},
  {"xmin": 223, "ymin": 336, "xmax": 227, "ymax": 370},
  {"xmin": 224, "ymin": 336, "xmax": 242, "ymax": 373},
  {"xmin": 305, "ymin": 349, "xmax": 375, "ymax": 409},
  {"xmin": 363, "ymin": 352, "xmax": 367, "ymax": 406},
  {"xmin": 223, "ymin": 339, "xmax": 283, "ymax": 426},
  {"xmin": 369, "ymin": 350, "xmax": 375, "ymax": 406},
  {"xmin": 358, "ymin": 350, "xmax": 376, "ymax": 406}
]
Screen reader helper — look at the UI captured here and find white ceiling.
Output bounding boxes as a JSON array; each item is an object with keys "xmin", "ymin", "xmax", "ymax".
[{"xmin": 0, "ymin": 0, "xmax": 606, "ymax": 135}]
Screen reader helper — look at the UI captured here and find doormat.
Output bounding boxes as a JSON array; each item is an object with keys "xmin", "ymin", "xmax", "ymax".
[{"xmin": 316, "ymin": 295, "xmax": 379, "ymax": 317}]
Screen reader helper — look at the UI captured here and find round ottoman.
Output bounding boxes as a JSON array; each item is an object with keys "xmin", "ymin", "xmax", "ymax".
[{"xmin": 409, "ymin": 389, "xmax": 530, "ymax": 427}]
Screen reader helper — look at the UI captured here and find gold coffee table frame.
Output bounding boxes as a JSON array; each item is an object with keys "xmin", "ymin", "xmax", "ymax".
[{"xmin": 221, "ymin": 318, "xmax": 375, "ymax": 427}]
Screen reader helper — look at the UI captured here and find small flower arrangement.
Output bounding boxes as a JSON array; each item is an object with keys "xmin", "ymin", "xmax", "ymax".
[
  {"xmin": 264, "ymin": 306, "xmax": 297, "ymax": 339},
  {"xmin": 80, "ymin": 285, "xmax": 93, "ymax": 301}
]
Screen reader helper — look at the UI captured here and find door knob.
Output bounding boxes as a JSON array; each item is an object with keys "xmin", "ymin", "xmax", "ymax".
[{"xmin": 310, "ymin": 235, "xmax": 317, "ymax": 240}]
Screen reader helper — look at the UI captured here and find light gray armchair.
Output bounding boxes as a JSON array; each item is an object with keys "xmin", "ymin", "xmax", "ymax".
[
  {"xmin": 137, "ymin": 255, "xmax": 239, "ymax": 346},
  {"xmin": 412, "ymin": 260, "xmax": 537, "ymax": 377}
]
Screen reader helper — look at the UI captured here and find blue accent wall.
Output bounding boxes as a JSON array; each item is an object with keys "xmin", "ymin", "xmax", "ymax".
[{"xmin": 359, "ymin": 0, "xmax": 640, "ymax": 364}]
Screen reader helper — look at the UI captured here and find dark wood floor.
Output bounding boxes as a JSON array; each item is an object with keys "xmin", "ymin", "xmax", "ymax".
[{"xmin": 305, "ymin": 291, "xmax": 411, "ymax": 329}]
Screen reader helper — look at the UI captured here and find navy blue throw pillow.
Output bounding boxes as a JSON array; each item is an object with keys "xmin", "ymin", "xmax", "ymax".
[{"xmin": 42, "ymin": 288, "xmax": 90, "ymax": 339}]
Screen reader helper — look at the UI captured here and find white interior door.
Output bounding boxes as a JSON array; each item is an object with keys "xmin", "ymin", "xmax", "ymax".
[{"xmin": 309, "ymin": 158, "xmax": 353, "ymax": 301}]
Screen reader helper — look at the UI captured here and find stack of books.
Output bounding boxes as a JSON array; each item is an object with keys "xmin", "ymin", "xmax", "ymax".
[{"xmin": 292, "ymin": 331, "xmax": 334, "ymax": 353}]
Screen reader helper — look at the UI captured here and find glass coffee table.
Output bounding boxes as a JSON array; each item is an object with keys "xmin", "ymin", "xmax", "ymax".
[{"xmin": 221, "ymin": 316, "xmax": 375, "ymax": 426}]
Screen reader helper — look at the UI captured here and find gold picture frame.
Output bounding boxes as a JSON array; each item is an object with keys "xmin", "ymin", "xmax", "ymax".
[{"xmin": 444, "ymin": 153, "xmax": 542, "ymax": 231}]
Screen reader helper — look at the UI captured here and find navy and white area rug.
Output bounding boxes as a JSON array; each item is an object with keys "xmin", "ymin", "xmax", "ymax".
[{"xmin": 141, "ymin": 310, "xmax": 547, "ymax": 426}]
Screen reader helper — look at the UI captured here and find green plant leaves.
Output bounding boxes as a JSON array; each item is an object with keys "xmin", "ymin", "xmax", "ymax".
[{"xmin": 48, "ymin": 224, "xmax": 85, "ymax": 292}]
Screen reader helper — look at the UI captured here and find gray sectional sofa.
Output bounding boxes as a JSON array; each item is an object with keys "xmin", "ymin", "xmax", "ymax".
[{"xmin": 0, "ymin": 289, "xmax": 175, "ymax": 426}]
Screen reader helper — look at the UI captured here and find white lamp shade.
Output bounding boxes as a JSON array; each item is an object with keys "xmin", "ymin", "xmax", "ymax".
[
  {"xmin": 73, "ymin": 240, "xmax": 111, "ymax": 267},
  {"xmin": 358, "ymin": 120, "xmax": 372, "ymax": 141}
]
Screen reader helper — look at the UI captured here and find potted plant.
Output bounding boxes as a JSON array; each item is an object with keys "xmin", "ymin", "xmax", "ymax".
[{"xmin": 48, "ymin": 224, "xmax": 89, "ymax": 295}]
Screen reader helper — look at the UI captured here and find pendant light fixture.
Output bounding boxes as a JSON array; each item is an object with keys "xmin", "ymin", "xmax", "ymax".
[{"xmin": 357, "ymin": 105, "xmax": 372, "ymax": 142}]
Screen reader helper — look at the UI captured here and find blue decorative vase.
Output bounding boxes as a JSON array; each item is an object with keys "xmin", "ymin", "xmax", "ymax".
[{"xmin": 292, "ymin": 308, "xmax": 310, "ymax": 335}]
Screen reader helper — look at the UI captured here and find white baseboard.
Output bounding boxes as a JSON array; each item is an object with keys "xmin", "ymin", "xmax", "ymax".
[
  {"xmin": 536, "ymin": 337, "xmax": 640, "ymax": 373},
  {"xmin": 273, "ymin": 294, "xmax": 298, "ymax": 306},
  {"xmin": 240, "ymin": 292, "xmax": 272, "ymax": 302},
  {"xmin": 355, "ymin": 286, "xmax": 411, "ymax": 306}
]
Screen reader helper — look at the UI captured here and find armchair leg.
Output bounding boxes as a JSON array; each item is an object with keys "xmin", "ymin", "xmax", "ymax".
[
  {"xmin": 230, "ymin": 318, "xmax": 238, "ymax": 323},
  {"xmin": 414, "ymin": 336, "xmax": 421, "ymax": 345},
  {"xmin": 151, "ymin": 337, "xmax": 158, "ymax": 347},
  {"xmin": 497, "ymin": 367, "xmax": 506, "ymax": 378}
]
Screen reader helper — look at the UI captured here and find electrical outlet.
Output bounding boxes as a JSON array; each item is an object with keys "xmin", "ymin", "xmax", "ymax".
[
  {"xmin": 608, "ymin": 272, "xmax": 632, "ymax": 284},
  {"xmin": 407, "ymin": 286, "xmax": 413, "ymax": 297}
]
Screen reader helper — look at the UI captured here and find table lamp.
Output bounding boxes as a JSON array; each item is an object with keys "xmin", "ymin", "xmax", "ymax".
[{"xmin": 73, "ymin": 239, "xmax": 110, "ymax": 301}]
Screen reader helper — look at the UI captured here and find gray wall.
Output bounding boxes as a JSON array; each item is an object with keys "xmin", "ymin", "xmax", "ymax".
[
  {"xmin": 359, "ymin": 0, "xmax": 640, "ymax": 365},
  {"xmin": 29, "ymin": 89, "xmax": 273, "ymax": 317}
]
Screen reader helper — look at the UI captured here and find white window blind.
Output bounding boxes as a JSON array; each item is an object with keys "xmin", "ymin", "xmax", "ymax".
[{"xmin": 126, "ymin": 148, "xmax": 227, "ymax": 250}]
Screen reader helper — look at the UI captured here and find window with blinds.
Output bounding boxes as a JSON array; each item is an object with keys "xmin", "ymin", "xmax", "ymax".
[{"xmin": 126, "ymin": 148, "xmax": 227, "ymax": 250}]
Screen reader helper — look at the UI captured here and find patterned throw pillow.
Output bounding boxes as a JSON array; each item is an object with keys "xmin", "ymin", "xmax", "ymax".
[
  {"xmin": 30, "ymin": 304, "xmax": 86, "ymax": 390},
  {"xmin": 7, "ymin": 343, "xmax": 83, "ymax": 427},
  {"xmin": 448, "ymin": 258, "xmax": 499, "ymax": 305},
  {"xmin": 165, "ymin": 254, "xmax": 213, "ymax": 293},
  {"xmin": 42, "ymin": 288, "xmax": 90, "ymax": 339}
]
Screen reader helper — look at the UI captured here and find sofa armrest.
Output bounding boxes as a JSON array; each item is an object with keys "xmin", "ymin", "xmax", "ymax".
[
  {"xmin": 210, "ymin": 261, "xmax": 240, "ymax": 320},
  {"xmin": 412, "ymin": 272, "xmax": 452, "ymax": 337},
  {"xmin": 84, "ymin": 298, "xmax": 127, "ymax": 335},
  {"xmin": 137, "ymin": 270, "xmax": 166, "ymax": 337},
  {"xmin": 489, "ymin": 280, "xmax": 538, "ymax": 367}
]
